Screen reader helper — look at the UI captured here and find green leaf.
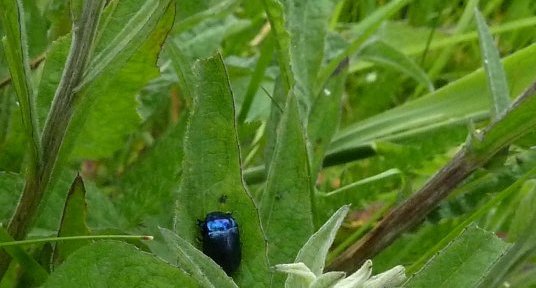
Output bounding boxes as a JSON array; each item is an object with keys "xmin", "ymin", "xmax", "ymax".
[
  {"xmin": 36, "ymin": 35, "xmax": 71, "ymax": 129},
  {"xmin": 81, "ymin": 0, "xmax": 165, "ymax": 87},
  {"xmin": 284, "ymin": 0, "xmax": 334, "ymax": 107},
  {"xmin": 328, "ymin": 44, "xmax": 536, "ymax": 159},
  {"xmin": 477, "ymin": 180, "xmax": 536, "ymax": 287},
  {"xmin": 174, "ymin": 15, "xmax": 250, "ymax": 61},
  {"xmin": 0, "ymin": 172, "xmax": 23, "ymax": 223},
  {"xmin": 85, "ymin": 180, "xmax": 127, "ymax": 230},
  {"xmin": 237, "ymin": 37, "xmax": 274, "ymax": 122},
  {"xmin": 167, "ymin": 42, "xmax": 194, "ymax": 106},
  {"xmin": 264, "ymin": 78, "xmax": 287, "ymax": 172},
  {"xmin": 286, "ymin": 205, "xmax": 349, "ymax": 288},
  {"xmin": 261, "ymin": 92, "xmax": 314, "ymax": 278},
  {"xmin": 52, "ymin": 174, "xmax": 91, "ymax": 266},
  {"xmin": 117, "ymin": 119, "xmax": 186, "ymax": 228},
  {"xmin": 173, "ymin": 0, "xmax": 238, "ymax": 35},
  {"xmin": 404, "ymin": 225, "xmax": 511, "ymax": 288},
  {"xmin": 474, "ymin": 8, "xmax": 510, "ymax": 119},
  {"xmin": 42, "ymin": 241, "xmax": 197, "ymax": 287},
  {"xmin": 261, "ymin": 0, "xmax": 293, "ymax": 91},
  {"xmin": 0, "ymin": 226, "xmax": 48, "ymax": 285},
  {"xmin": 159, "ymin": 228, "xmax": 238, "ymax": 288},
  {"xmin": 307, "ymin": 59, "xmax": 348, "ymax": 176},
  {"xmin": 508, "ymin": 180, "xmax": 536, "ymax": 242},
  {"xmin": 34, "ymin": 169, "xmax": 78, "ymax": 233},
  {"xmin": 174, "ymin": 54, "xmax": 269, "ymax": 286},
  {"xmin": 66, "ymin": 0, "xmax": 175, "ymax": 160},
  {"xmin": 17, "ymin": 0, "xmax": 46, "ymax": 58},
  {"xmin": 358, "ymin": 40, "xmax": 434, "ymax": 92},
  {"xmin": 0, "ymin": 0, "xmax": 41, "ymax": 167}
]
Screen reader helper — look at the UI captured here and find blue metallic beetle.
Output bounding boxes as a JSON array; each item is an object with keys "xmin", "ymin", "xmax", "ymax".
[{"xmin": 198, "ymin": 211, "xmax": 241, "ymax": 275}]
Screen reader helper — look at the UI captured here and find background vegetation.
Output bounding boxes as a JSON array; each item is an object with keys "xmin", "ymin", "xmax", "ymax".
[{"xmin": 0, "ymin": 0, "xmax": 535, "ymax": 287}]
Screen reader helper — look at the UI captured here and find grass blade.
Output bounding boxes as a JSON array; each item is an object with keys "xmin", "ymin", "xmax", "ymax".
[{"xmin": 474, "ymin": 8, "xmax": 510, "ymax": 119}]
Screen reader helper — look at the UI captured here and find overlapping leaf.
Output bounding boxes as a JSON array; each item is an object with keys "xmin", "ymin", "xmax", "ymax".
[{"xmin": 174, "ymin": 55, "xmax": 269, "ymax": 286}]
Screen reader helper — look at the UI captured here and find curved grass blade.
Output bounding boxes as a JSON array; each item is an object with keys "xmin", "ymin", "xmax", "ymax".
[{"xmin": 474, "ymin": 8, "xmax": 510, "ymax": 119}]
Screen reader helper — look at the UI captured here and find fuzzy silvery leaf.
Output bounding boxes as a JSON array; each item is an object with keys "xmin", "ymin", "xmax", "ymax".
[
  {"xmin": 275, "ymin": 262, "xmax": 316, "ymax": 287},
  {"xmin": 333, "ymin": 260, "xmax": 373, "ymax": 288},
  {"xmin": 362, "ymin": 265, "xmax": 406, "ymax": 288},
  {"xmin": 310, "ymin": 272, "xmax": 346, "ymax": 288}
]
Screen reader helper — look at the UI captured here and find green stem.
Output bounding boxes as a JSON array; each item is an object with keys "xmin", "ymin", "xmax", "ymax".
[
  {"xmin": 0, "ymin": 235, "xmax": 153, "ymax": 248},
  {"xmin": 0, "ymin": 0, "xmax": 105, "ymax": 277}
]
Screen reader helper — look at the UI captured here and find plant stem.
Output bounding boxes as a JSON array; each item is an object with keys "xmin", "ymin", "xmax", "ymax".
[
  {"xmin": 327, "ymin": 80, "xmax": 536, "ymax": 273},
  {"xmin": 0, "ymin": 235, "xmax": 153, "ymax": 248},
  {"xmin": 0, "ymin": 0, "xmax": 104, "ymax": 276}
]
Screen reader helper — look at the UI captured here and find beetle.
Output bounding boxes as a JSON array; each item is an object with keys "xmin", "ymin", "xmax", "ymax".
[{"xmin": 198, "ymin": 211, "xmax": 241, "ymax": 275}]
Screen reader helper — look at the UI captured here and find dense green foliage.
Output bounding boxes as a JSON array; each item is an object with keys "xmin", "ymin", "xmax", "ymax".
[{"xmin": 0, "ymin": 0, "xmax": 536, "ymax": 287}]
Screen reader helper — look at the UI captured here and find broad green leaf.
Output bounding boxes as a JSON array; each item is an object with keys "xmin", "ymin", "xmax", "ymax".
[
  {"xmin": 159, "ymin": 228, "xmax": 238, "ymax": 288},
  {"xmin": 286, "ymin": 205, "xmax": 349, "ymax": 288},
  {"xmin": 66, "ymin": 0, "xmax": 175, "ymax": 160},
  {"xmin": 42, "ymin": 241, "xmax": 197, "ymax": 287},
  {"xmin": 20, "ymin": 0, "xmax": 48, "ymax": 58},
  {"xmin": 81, "ymin": 0, "xmax": 165, "ymax": 88},
  {"xmin": 0, "ymin": 0, "xmax": 40, "ymax": 165},
  {"xmin": 84, "ymin": 180, "xmax": 127, "ymax": 230},
  {"xmin": 474, "ymin": 8, "xmax": 510, "ymax": 119},
  {"xmin": 0, "ymin": 226, "xmax": 48, "ymax": 285},
  {"xmin": 261, "ymin": 92, "xmax": 314, "ymax": 281},
  {"xmin": 358, "ymin": 40, "xmax": 434, "ymax": 92},
  {"xmin": 34, "ymin": 169, "xmax": 78, "ymax": 233},
  {"xmin": 0, "ymin": 172, "xmax": 23, "ymax": 223},
  {"xmin": 52, "ymin": 174, "xmax": 91, "ymax": 266},
  {"xmin": 45, "ymin": 0, "xmax": 71, "ymax": 41},
  {"xmin": 477, "ymin": 180, "xmax": 536, "ymax": 287},
  {"xmin": 167, "ymin": 42, "xmax": 194, "ymax": 106},
  {"xmin": 117, "ymin": 119, "xmax": 186, "ymax": 228},
  {"xmin": 174, "ymin": 55, "xmax": 269, "ymax": 287},
  {"xmin": 328, "ymin": 44, "xmax": 536, "ymax": 159},
  {"xmin": 404, "ymin": 225, "xmax": 511, "ymax": 288}
]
